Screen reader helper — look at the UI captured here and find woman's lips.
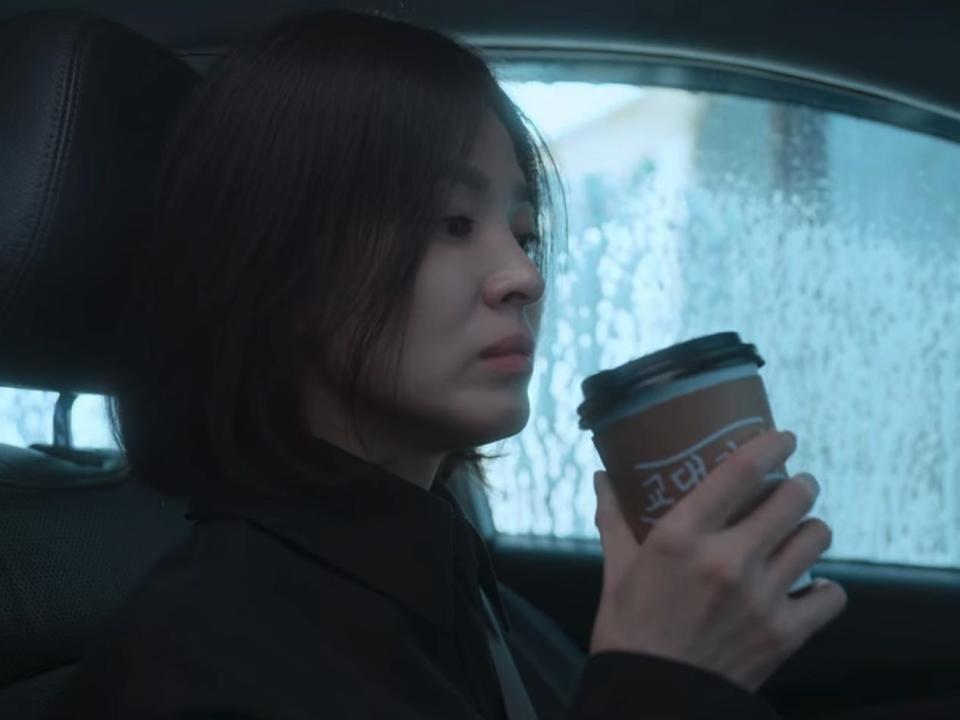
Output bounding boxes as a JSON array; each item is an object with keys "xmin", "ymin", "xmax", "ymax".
[{"xmin": 480, "ymin": 354, "xmax": 533, "ymax": 373}]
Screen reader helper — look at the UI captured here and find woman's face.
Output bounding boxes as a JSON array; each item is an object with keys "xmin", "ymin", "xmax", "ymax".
[{"xmin": 374, "ymin": 109, "xmax": 546, "ymax": 451}]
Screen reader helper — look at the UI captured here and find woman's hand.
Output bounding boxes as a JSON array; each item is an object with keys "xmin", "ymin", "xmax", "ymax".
[{"xmin": 588, "ymin": 430, "xmax": 848, "ymax": 692}]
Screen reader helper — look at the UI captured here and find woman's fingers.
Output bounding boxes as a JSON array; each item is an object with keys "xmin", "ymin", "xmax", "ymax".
[
  {"xmin": 670, "ymin": 430, "xmax": 797, "ymax": 533},
  {"xmin": 735, "ymin": 472, "xmax": 821, "ymax": 562},
  {"xmin": 765, "ymin": 517, "xmax": 833, "ymax": 594},
  {"xmin": 773, "ymin": 577, "xmax": 849, "ymax": 654}
]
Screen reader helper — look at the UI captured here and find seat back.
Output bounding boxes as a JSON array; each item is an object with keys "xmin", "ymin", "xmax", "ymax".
[
  {"xmin": 0, "ymin": 445, "xmax": 191, "ymax": 718},
  {"xmin": 0, "ymin": 9, "xmax": 198, "ymax": 717}
]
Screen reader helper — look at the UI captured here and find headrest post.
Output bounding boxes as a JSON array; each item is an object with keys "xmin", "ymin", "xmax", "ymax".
[{"xmin": 53, "ymin": 392, "xmax": 77, "ymax": 448}]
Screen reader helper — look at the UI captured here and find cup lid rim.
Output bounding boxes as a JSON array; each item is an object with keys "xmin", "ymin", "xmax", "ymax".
[{"xmin": 577, "ymin": 332, "xmax": 764, "ymax": 430}]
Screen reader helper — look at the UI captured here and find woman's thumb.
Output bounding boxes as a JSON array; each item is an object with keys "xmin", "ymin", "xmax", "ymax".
[{"xmin": 593, "ymin": 471, "xmax": 636, "ymax": 583}]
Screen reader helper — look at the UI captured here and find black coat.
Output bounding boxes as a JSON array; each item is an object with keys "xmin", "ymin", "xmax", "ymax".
[{"xmin": 40, "ymin": 435, "xmax": 781, "ymax": 719}]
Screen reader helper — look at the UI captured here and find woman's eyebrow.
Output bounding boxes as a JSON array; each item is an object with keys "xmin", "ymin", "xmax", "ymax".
[{"xmin": 442, "ymin": 164, "xmax": 532, "ymax": 204}]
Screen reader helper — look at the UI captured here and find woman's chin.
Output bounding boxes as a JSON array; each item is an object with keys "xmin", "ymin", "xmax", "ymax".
[
  {"xmin": 460, "ymin": 404, "xmax": 531, "ymax": 446},
  {"xmin": 398, "ymin": 392, "xmax": 531, "ymax": 448}
]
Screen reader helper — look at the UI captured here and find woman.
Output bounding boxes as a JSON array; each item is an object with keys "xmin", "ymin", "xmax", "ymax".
[{"xmin": 42, "ymin": 9, "xmax": 846, "ymax": 720}]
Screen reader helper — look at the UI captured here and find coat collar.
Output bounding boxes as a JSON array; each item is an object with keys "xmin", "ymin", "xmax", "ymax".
[{"xmin": 186, "ymin": 434, "xmax": 510, "ymax": 635}]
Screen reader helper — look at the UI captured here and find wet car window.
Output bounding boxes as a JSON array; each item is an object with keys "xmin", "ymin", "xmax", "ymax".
[{"xmin": 483, "ymin": 80, "xmax": 960, "ymax": 570}]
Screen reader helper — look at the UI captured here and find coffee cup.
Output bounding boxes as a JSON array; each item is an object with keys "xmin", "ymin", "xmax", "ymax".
[{"xmin": 577, "ymin": 332, "xmax": 813, "ymax": 594}]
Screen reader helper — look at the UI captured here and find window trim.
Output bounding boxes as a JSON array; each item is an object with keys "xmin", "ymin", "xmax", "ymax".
[
  {"xmin": 484, "ymin": 47, "xmax": 960, "ymax": 145},
  {"xmin": 491, "ymin": 534, "xmax": 960, "ymax": 576},
  {"xmin": 181, "ymin": 46, "xmax": 960, "ymax": 145}
]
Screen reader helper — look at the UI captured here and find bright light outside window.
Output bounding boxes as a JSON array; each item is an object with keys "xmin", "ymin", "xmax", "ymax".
[
  {"xmin": 0, "ymin": 389, "xmax": 116, "ymax": 449},
  {"xmin": 484, "ymin": 79, "xmax": 960, "ymax": 570}
]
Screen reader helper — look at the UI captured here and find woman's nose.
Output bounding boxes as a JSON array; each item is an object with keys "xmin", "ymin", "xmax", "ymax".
[{"xmin": 482, "ymin": 252, "xmax": 545, "ymax": 310}]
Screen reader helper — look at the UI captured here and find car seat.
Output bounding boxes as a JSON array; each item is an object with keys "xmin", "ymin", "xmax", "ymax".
[{"xmin": 0, "ymin": 10, "xmax": 198, "ymax": 719}]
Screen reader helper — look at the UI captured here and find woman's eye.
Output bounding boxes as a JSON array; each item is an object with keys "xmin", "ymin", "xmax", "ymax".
[
  {"xmin": 439, "ymin": 215, "xmax": 538, "ymax": 250},
  {"xmin": 441, "ymin": 216, "xmax": 475, "ymax": 239}
]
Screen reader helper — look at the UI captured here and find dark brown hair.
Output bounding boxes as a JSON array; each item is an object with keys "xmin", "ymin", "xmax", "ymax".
[{"xmin": 109, "ymin": 8, "xmax": 564, "ymax": 502}]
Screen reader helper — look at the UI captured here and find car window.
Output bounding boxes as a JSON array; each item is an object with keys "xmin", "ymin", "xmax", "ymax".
[{"xmin": 482, "ymin": 79, "xmax": 960, "ymax": 570}]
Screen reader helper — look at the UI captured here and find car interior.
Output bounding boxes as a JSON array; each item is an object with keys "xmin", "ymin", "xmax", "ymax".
[{"xmin": 1, "ymin": 2, "xmax": 958, "ymax": 719}]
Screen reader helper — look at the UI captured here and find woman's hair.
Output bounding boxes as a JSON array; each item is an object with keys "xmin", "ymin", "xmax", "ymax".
[{"xmin": 109, "ymin": 8, "xmax": 564, "ymax": 503}]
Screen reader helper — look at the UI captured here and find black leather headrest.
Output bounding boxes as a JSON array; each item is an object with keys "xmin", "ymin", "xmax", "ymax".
[{"xmin": 0, "ymin": 10, "xmax": 199, "ymax": 394}]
